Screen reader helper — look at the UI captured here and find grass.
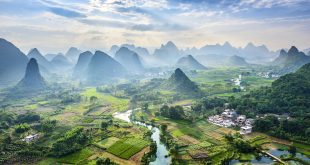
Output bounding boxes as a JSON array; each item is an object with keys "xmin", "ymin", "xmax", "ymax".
[
  {"xmin": 293, "ymin": 142, "xmax": 310, "ymax": 156},
  {"xmin": 239, "ymin": 153, "xmax": 254, "ymax": 161},
  {"xmin": 24, "ymin": 104, "xmax": 38, "ymax": 110},
  {"xmin": 37, "ymin": 148, "xmax": 93, "ymax": 165},
  {"xmin": 81, "ymin": 88, "xmax": 129, "ymax": 113},
  {"xmin": 95, "ymin": 137, "xmax": 119, "ymax": 149},
  {"xmin": 107, "ymin": 138, "xmax": 148, "ymax": 159},
  {"xmin": 57, "ymin": 148, "xmax": 93, "ymax": 164},
  {"xmin": 172, "ymin": 99, "xmax": 193, "ymax": 106},
  {"xmin": 177, "ymin": 125, "xmax": 203, "ymax": 140},
  {"xmin": 172, "ymin": 129, "xmax": 184, "ymax": 137}
]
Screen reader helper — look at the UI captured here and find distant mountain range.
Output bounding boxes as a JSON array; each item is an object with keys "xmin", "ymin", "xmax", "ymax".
[
  {"xmin": 0, "ymin": 38, "xmax": 308, "ymax": 88},
  {"xmin": 110, "ymin": 41, "xmax": 292, "ymax": 67},
  {"xmin": 175, "ymin": 55, "xmax": 207, "ymax": 70},
  {"xmin": 111, "ymin": 44, "xmax": 150, "ymax": 57},
  {"xmin": 185, "ymin": 42, "xmax": 277, "ymax": 64}
]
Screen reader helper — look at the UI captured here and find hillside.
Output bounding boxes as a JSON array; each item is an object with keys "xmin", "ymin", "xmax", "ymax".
[
  {"xmin": 162, "ymin": 68, "xmax": 201, "ymax": 97},
  {"xmin": 225, "ymin": 55, "xmax": 249, "ymax": 66},
  {"xmin": 50, "ymin": 54, "xmax": 71, "ymax": 69},
  {"xmin": 272, "ymin": 46, "xmax": 310, "ymax": 73},
  {"xmin": 0, "ymin": 38, "xmax": 28, "ymax": 87},
  {"xmin": 73, "ymin": 51, "xmax": 93, "ymax": 80},
  {"xmin": 114, "ymin": 47, "xmax": 144, "ymax": 73},
  {"xmin": 65, "ymin": 47, "xmax": 81, "ymax": 63},
  {"xmin": 175, "ymin": 55, "xmax": 207, "ymax": 70},
  {"xmin": 27, "ymin": 48, "xmax": 53, "ymax": 71},
  {"xmin": 87, "ymin": 51, "xmax": 126, "ymax": 84},
  {"xmin": 154, "ymin": 41, "xmax": 180, "ymax": 65},
  {"xmin": 16, "ymin": 58, "xmax": 46, "ymax": 90}
]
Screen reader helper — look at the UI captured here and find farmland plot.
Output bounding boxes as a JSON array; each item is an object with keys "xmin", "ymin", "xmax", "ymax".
[{"xmin": 107, "ymin": 138, "xmax": 148, "ymax": 159}]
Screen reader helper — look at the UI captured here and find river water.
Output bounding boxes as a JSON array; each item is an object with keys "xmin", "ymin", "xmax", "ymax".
[
  {"xmin": 113, "ymin": 110, "xmax": 172, "ymax": 165},
  {"xmin": 229, "ymin": 149, "xmax": 310, "ymax": 165}
]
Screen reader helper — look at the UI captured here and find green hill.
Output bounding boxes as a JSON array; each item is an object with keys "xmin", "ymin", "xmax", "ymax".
[{"xmin": 162, "ymin": 68, "xmax": 201, "ymax": 97}]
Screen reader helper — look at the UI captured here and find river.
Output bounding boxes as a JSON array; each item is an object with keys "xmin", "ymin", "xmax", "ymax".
[{"xmin": 113, "ymin": 110, "xmax": 172, "ymax": 165}]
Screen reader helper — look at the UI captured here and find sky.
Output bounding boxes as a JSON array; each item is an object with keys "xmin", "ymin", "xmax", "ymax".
[{"xmin": 0, "ymin": 0, "xmax": 310, "ymax": 54}]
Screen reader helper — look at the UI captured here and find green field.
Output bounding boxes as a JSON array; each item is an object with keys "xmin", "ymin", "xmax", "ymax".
[
  {"xmin": 81, "ymin": 88, "xmax": 129, "ymax": 112},
  {"xmin": 37, "ymin": 148, "xmax": 93, "ymax": 164},
  {"xmin": 95, "ymin": 137, "xmax": 120, "ymax": 149},
  {"xmin": 107, "ymin": 138, "xmax": 148, "ymax": 159}
]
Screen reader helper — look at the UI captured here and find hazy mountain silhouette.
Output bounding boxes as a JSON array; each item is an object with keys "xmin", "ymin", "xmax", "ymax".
[
  {"xmin": 154, "ymin": 41, "xmax": 180, "ymax": 65},
  {"xmin": 50, "ymin": 54, "xmax": 71, "ymax": 69},
  {"xmin": 87, "ymin": 51, "xmax": 126, "ymax": 84},
  {"xmin": 45, "ymin": 53, "xmax": 61, "ymax": 61},
  {"xmin": 185, "ymin": 42, "xmax": 276, "ymax": 64},
  {"xmin": 65, "ymin": 47, "xmax": 81, "ymax": 63},
  {"xmin": 110, "ymin": 44, "xmax": 150, "ymax": 57},
  {"xmin": 16, "ymin": 58, "xmax": 46, "ymax": 90},
  {"xmin": 175, "ymin": 55, "xmax": 207, "ymax": 70},
  {"xmin": 273, "ymin": 46, "xmax": 310, "ymax": 66},
  {"xmin": 162, "ymin": 68, "xmax": 201, "ymax": 96},
  {"xmin": 73, "ymin": 51, "xmax": 93, "ymax": 80},
  {"xmin": 200, "ymin": 42, "xmax": 239, "ymax": 56},
  {"xmin": 0, "ymin": 38, "xmax": 28, "ymax": 87},
  {"xmin": 225, "ymin": 55, "xmax": 249, "ymax": 66},
  {"xmin": 115, "ymin": 47, "xmax": 144, "ymax": 73},
  {"xmin": 240, "ymin": 42, "xmax": 275, "ymax": 63},
  {"xmin": 27, "ymin": 48, "xmax": 53, "ymax": 71}
]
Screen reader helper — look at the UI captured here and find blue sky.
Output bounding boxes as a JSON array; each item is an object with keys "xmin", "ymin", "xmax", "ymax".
[{"xmin": 0, "ymin": 0, "xmax": 310, "ymax": 53}]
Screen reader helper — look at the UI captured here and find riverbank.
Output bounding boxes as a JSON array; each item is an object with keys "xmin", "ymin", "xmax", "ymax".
[{"xmin": 113, "ymin": 109, "xmax": 172, "ymax": 165}]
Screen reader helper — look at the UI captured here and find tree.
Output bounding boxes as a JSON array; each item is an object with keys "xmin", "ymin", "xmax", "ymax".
[
  {"xmin": 96, "ymin": 157, "xmax": 113, "ymax": 165},
  {"xmin": 51, "ymin": 127, "xmax": 89, "ymax": 157},
  {"xmin": 17, "ymin": 113, "xmax": 40, "ymax": 123},
  {"xmin": 224, "ymin": 133, "xmax": 234, "ymax": 143},
  {"xmin": 142, "ymin": 103, "xmax": 149, "ymax": 113},
  {"xmin": 160, "ymin": 124, "xmax": 167, "ymax": 133},
  {"xmin": 288, "ymin": 146, "xmax": 296, "ymax": 156},
  {"xmin": 100, "ymin": 121, "xmax": 109, "ymax": 130},
  {"xmin": 90, "ymin": 96, "xmax": 98, "ymax": 103},
  {"xmin": 14, "ymin": 123, "xmax": 30, "ymax": 133},
  {"xmin": 41, "ymin": 120, "xmax": 57, "ymax": 134}
]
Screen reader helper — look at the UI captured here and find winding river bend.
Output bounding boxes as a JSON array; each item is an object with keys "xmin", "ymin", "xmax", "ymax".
[{"xmin": 113, "ymin": 110, "xmax": 172, "ymax": 165}]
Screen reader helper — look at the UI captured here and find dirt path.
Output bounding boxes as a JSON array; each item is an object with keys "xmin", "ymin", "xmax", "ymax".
[{"xmin": 129, "ymin": 146, "xmax": 150, "ymax": 164}]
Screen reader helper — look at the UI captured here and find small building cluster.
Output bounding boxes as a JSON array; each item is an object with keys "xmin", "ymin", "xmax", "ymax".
[
  {"xmin": 257, "ymin": 72, "xmax": 280, "ymax": 79},
  {"xmin": 22, "ymin": 134, "xmax": 40, "ymax": 143},
  {"xmin": 208, "ymin": 109, "xmax": 254, "ymax": 134}
]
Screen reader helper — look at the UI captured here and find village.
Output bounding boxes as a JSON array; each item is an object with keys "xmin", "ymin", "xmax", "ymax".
[{"xmin": 208, "ymin": 109, "xmax": 254, "ymax": 134}]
